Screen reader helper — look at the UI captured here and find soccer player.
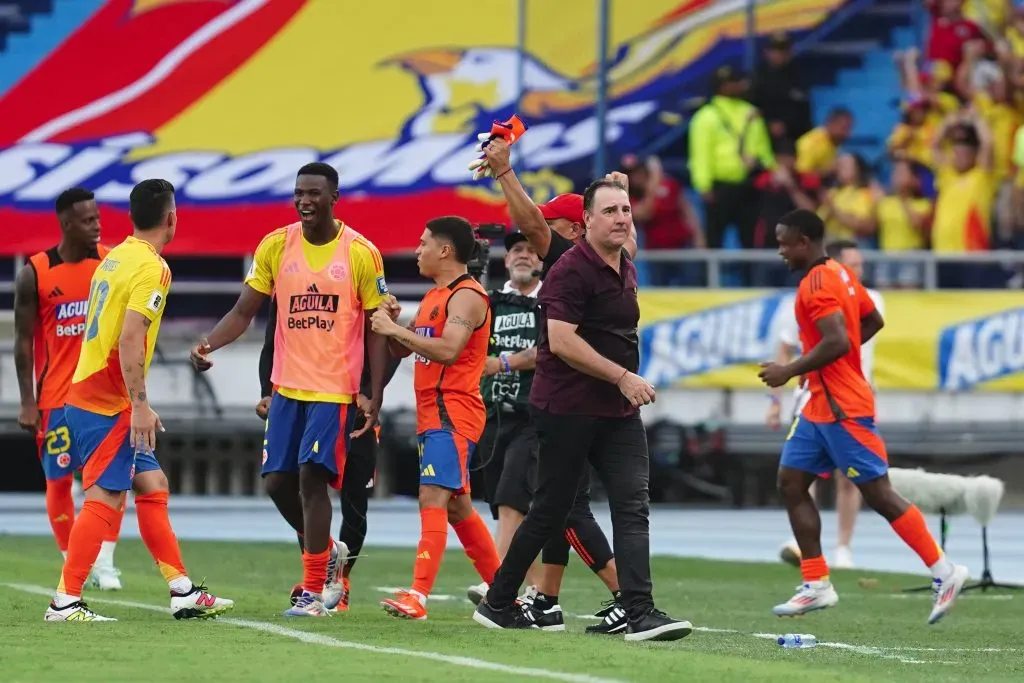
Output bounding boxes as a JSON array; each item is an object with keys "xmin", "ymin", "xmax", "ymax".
[
  {"xmin": 769, "ymin": 239, "xmax": 884, "ymax": 570},
  {"xmin": 370, "ymin": 216, "xmax": 502, "ymax": 621},
  {"xmin": 45, "ymin": 179, "xmax": 233, "ymax": 622},
  {"xmin": 190, "ymin": 162, "xmax": 390, "ymax": 617},
  {"xmin": 15, "ymin": 188, "xmax": 124, "ymax": 590},
  {"xmin": 257, "ymin": 296, "xmax": 403, "ymax": 611},
  {"xmin": 759, "ymin": 209, "xmax": 968, "ymax": 624}
]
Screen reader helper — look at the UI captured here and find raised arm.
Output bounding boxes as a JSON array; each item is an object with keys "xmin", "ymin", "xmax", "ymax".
[
  {"xmin": 372, "ymin": 289, "xmax": 487, "ymax": 366},
  {"xmin": 14, "ymin": 264, "xmax": 39, "ymax": 431},
  {"xmin": 483, "ymin": 138, "xmax": 553, "ymax": 258}
]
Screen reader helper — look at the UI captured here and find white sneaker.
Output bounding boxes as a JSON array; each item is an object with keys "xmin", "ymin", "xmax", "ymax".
[
  {"xmin": 517, "ymin": 585, "xmax": 538, "ymax": 606},
  {"xmin": 89, "ymin": 565, "xmax": 123, "ymax": 591},
  {"xmin": 467, "ymin": 581, "xmax": 488, "ymax": 606},
  {"xmin": 833, "ymin": 545, "xmax": 854, "ymax": 570},
  {"xmin": 928, "ymin": 564, "xmax": 969, "ymax": 625},
  {"xmin": 772, "ymin": 580, "xmax": 839, "ymax": 617},
  {"xmin": 45, "ymin": 600, "xmax": 116, "ymax": 622},
  {"xmin": 170, "ymin": 583, "xmax": 234, "ymax": 619},
  {"xmin": 323, "ymin": 541, "xmax": 347, "ymax": 610},
  {"xmin": 285, "ymin": 590, "xmax": 331, "ymax": 617},
  {"xmin": 778, "ymin": 539, "xmax": 801, "ymax": 567}
]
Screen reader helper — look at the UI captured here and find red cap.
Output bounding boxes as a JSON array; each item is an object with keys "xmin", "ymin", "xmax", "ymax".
[{"xmin": 537, "ymin": 193, "xmax": 584, "ymax": 224}]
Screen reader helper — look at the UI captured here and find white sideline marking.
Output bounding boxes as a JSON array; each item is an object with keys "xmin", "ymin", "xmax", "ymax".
[{"xmin": 2, "ymin": 583, "xmax": 625, "ymax": 683}]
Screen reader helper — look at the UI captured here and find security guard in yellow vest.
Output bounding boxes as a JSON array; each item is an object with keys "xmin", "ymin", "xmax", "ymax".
[{"xmin": 688, "ymin": 65, "xmax": 775, "ymax": 249}]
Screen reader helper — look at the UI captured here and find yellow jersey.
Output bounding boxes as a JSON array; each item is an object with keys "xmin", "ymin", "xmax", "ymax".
[
  {"xmin": 933, "ymin": 167, "xmax": 995, "ymax": 253},
  {"xmin": 245, "ymin": 220, "xmax": 385, "ymax": 404},
  {"xmin": 820, "ymin": 186, "xmax": 876, "ymax": 241},
  {"xmin": 877, "ymin": 195, "xmax": 932, "ymax": 251},
  {"xmin": 795, "ymin": 127, "xmax": 837, "ymax": 175},
  {"xmin": 67, "ymin": 236, "xmax": 172, "ymax": 416}
]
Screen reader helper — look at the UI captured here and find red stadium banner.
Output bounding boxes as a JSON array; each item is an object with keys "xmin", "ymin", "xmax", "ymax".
[{"xmin": 0, "ymin": 0, "xmax": 844, "ymax": 255}]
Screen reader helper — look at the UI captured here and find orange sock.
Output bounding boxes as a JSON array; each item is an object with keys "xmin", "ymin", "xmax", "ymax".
[
  {"xmin": 800, "ymin": 555, "xmax": 830, "ymax": 583},
  {"xmin": 104, "ymin": 500, "xmax": 125, "ymax": 543},
  {"xmin": 45, "ymin": 477, "xmax": 75, "ymax": 553},
  {"xmin": 891, "ymin": 504, "xmax": 942, "ymax": 567},
  {"xmin": 57, "ymin": 500, "xmax": 119, "ymax": 598},
  {"xmin": 136, "ymin": 491, "xmax": 188, "ymax": 585},
  {"xmin": 452, "ymin": 511, "xmax": 501, "ymax": 584},
  {"xmin": 411, "ymin": 506, "xmax": 448, "ymax": 597},
  {"xmin": 302, "ymin": 548, "xmax": 330, "ymax": 595}
]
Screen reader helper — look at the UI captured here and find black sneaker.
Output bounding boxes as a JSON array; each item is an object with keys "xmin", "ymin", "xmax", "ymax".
[
  {"xmin": 523, "ymin": 597, "xmax": 565, "ymax": 631},
  {"xmin": 624, "ymin": 608, "xmax": 693, "ymax": 642},
  {"xmin": 473, "ymin": 600, "xmax": 538, "ymax": 630},
  {"xmin": 585, "ymin": 599, "xmax": 627, "ymax": 635}
]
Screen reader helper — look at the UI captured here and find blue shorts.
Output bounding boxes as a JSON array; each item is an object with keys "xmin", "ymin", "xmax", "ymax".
[
  {"xmin": 780, "ymin": 415, "xmax": 889, "ymax": 484},
  {"xmin": 262, "ymin": 393, "xmax": 358, "ymax": 489},
  {"xmin": 417, "ymin": 429, "xmax": 475, "ymax": 494},
  {"xmin": 64, "ymin": 406, "xmax": 161, "ymax": 492},
  {"xmin": 37, "ymin": 408, "xmax": 82, "ymax": 481}
]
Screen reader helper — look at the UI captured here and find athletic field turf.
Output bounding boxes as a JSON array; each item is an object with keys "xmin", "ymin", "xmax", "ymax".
[{"xmin": 2, "ymin": 537, "xmax": 1020, "ymax": 682}]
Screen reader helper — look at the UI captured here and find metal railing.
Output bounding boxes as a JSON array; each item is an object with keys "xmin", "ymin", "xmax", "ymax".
[{"xmin": 0, "ymin": 249, "xmax": 1021, "ymax": 298}]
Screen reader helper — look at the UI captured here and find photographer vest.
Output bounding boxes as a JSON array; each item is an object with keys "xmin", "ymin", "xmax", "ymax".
[{"xmin": 481, "ymin": 289, "xmax": 540, "ymax": 415}]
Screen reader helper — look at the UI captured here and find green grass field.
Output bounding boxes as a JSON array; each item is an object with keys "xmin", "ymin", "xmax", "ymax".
[{"xmin": 1, "ymin": 536, "xmax": 1021, "ymax": 682}]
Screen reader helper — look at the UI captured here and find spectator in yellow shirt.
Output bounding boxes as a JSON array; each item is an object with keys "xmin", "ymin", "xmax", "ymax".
[
  {"xmin": 795, "ymin": 107, "xmax": 853, "ymax": 179},
  {"xmin": 887, "ymin": 97, "xmax": 939, "ymax": 169},
  {"xmin": 955, "ymin": 40, "xmax": 1020, "ymax": 245},
  {"xmin": 875, "ymin": 160, "xmax": 934, "ymax": 289},
  {"xmin": 818, "ymin": 153, "xmax": 880, "ymax": 244},
  {"xmin": 931, "ymin": 113, "xmax": 998, "ymax": 287}
]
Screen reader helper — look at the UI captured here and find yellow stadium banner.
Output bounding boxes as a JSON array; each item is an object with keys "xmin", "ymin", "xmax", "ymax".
[{"xmin": 638, "ymin": 291, "xmax": 1024, "ymax": 392}]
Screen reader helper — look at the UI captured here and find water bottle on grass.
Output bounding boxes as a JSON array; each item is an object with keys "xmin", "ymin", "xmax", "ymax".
[{"xmin": 778, "ymin": 634, "xmax": 817, "ymax": 649}]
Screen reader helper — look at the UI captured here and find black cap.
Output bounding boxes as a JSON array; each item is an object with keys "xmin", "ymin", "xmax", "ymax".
[
  {"xmin": 504, "ymin": 230, "xmax": 528, "ymax": 250},
  {"xmin": 768, "ymin": 31, "xmax": 792, "ymax": 49},
  {"xmin": 713, "ymin": 64, "xmax": 745, "ymax": 91}
]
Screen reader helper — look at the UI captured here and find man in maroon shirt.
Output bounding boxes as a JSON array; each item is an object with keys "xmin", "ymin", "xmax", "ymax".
[{"xmin": 472, "ymin": 178, "xmax": 692, "ymax": 643}]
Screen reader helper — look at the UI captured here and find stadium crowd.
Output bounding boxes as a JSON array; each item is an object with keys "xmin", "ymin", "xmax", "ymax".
[{"xmin": 628, "ymin": 1, "xmax": 1024, "ymax": 290}]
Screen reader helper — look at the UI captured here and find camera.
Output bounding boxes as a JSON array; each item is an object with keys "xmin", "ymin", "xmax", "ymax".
[{"xmin": 467, "ymin": 223, "xmax": 505, "ymax": 282}]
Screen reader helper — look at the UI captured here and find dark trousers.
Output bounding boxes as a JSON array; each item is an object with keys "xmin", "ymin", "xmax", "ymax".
[
  {"xmin": 480, "ymin": 411, "xmax": 615, "ymax": 572},
  {"xmin": 487, "ymin": 407, "xmax": 653, "ymax": 619},
  {"xmin": 706, "ymin": 181, "xmax": 760, "ymax": 249}
]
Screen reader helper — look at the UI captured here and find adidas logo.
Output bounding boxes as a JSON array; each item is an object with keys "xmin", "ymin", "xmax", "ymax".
[
  {"xmin": 603, "ymin": 606, "xmax": 626, "ymax": 625},
  {"xmin": 282, "ymin": 261, "xmax": 300, "ymax": 274},
  {"xmin": 47, "ymin": 286, "xmax": 64, "ymax": 299},
  {"xmin": 420, "ymin": 464, "xmax": 436, "ymax": 477},
  {"xmin": 416, "ymin": 551, "xmax": 431, "ymax": 560},
  {"xmin": 306, "ymin": 283, "xmax": 319, "ymax": 294}
]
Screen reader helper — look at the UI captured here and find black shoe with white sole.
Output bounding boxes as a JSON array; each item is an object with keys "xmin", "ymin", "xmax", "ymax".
[
  {"xmin": 523, "ymin": 596, "xmax": 565, "ymax": 631},
  {"xmin": 473, "ymin": 600, "xmax": 538, "ymax": 630},
  {"xmin": 585, "ymin": 600, "xmax": 627, "ymax": 635},
  {"xmin": 624, "ymin": 608, "xmax": 693, "ymax": 642}
]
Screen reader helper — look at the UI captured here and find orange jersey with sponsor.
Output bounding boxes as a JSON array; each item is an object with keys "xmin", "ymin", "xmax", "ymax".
[
  {"xmin": 795, "ymin": 258, "xmax": 878, "ymax": 422},
  {"xmin": 29, "ymin": 246, "xmax": 109, "ymax": 409},
  {"xmin": 413, "ymin": 274, "xmax": 491, "ymax": 441}
]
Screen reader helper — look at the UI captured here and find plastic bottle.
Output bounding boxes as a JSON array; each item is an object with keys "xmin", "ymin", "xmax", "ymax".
[{"xmin": 777, "ymin": 633, "xmax": 817, "ymax": 649}]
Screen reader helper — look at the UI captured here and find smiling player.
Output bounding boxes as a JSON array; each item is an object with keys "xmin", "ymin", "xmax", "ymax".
[
  {"xmin": 15, "ymin": 188, "xmax": 124, "ymax": 590},
  {"xmin": 759, "ymin": 209, "xmax": 968, "ymax": 624}
]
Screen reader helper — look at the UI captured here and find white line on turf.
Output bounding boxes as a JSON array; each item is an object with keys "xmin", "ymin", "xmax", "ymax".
[{"xmin": 1, "ymin": 583, "xmax": 625, "ymax": 683}]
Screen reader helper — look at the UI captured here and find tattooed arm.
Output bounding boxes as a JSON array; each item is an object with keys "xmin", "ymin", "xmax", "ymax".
[
  {"xmin": 374, "ymin": 289, "xmax": 488, "ymax": 366},
  {"xmin": 120, "ymin": 310, "xmax": 153, "ymax": 408}
]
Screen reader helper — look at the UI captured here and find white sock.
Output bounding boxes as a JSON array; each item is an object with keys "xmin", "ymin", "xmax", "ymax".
[
  {"xmin": 96, "ymin": 541, "xmax": 116, "ymax": 568},
  {"xmin": 409, "ymin": 589, "xmax": 427, "ymax": 606},
  {"xmin": 929, "ymin": 556, "xmax": 954, "ymax": 580},
  {"xmin": 60, "ymin": 550, "xmax": 68, "ymax": 561},
  {"xmin": 53, "ymin": 591, "xmax": 78, "ymax": 608},
  {"xmin": 168, "ymin": 576, "xmax": 193, "ymax": 595}
]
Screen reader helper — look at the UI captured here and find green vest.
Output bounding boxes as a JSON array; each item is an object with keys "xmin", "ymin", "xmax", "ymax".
[{"xmin": 481, "ymin": 289, "xmax": 539, "ymax": 414}]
